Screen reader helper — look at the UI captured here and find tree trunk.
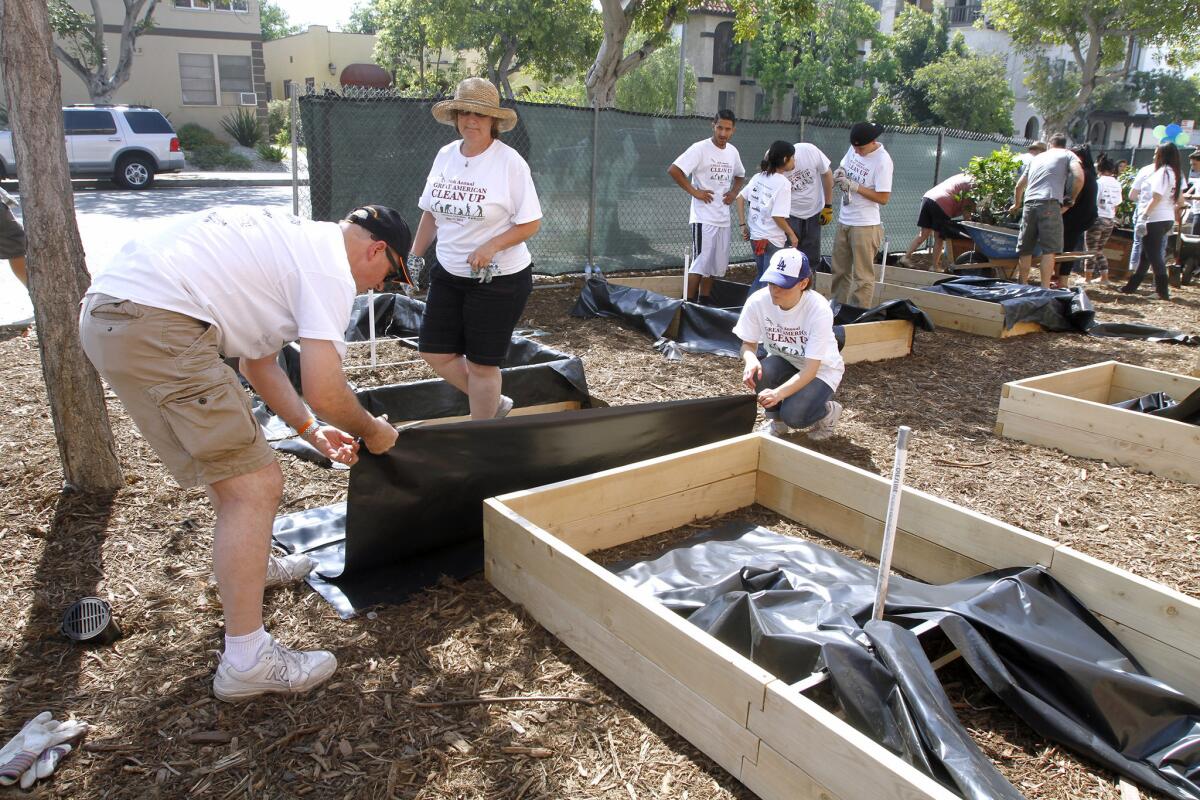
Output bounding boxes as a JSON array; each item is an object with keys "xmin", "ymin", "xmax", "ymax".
[{"xmin": 1, "ymin": 0, "xmax": 124, "ymax": 493}]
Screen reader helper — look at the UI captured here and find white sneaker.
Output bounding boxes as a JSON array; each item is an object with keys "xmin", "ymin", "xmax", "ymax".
[
  {"xmin": 494, "ymin": 395, "xmax": 514, "ymax": 418},
  {"xmin": 265, "ymin": 552, "xmax": 315, "ymax": 588},
  {"xmin": 757, "ymin": 418, "xmax": 791, "ymax": 437},
  {"xmin": 806, "ymin": 401, "xmax": 843, "ymax": 441},
  {"xmin": 213, "ymin": 637, "xmax": 337, "ymax": 703}
]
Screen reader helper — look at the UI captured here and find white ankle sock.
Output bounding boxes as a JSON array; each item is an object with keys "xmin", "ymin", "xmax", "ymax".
[{"xmin": 224, "ymin": 627, "xmax": 270, "ymax": 671}]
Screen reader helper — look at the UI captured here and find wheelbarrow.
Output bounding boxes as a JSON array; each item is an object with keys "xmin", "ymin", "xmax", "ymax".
[{"xmin": 953, "ymin": 221, "xmax": 1092, "ymax": 281}]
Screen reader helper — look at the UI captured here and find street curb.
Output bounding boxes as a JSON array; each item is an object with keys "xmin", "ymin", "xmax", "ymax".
[{"xmin": 0, "ymin": 176, "xmax": 298, "ymax": 191}]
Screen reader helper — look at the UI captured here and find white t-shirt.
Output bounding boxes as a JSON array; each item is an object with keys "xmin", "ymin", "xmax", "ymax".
[
  {"xmin": 418, "ymin": 139, "xmax": 542, "ymax": 277},
  {"xmin": 672, "ymin": 138, "xmax": 746, "ymax": 227},
  {"xmin": 837, "ymin": 145, "xmax": 894, "ymax": 226},
  {"xmin": 1144, "ymin": 166, "xmax": 1178, "ymax": 224},
  {"xmin": 88, "ymin": 208, "xmax": 355, "ymax": 360},
  {"xmin": 1131, "ymin": 164, "xmax": 1155, "ymax": 215},
  {"xmin": 740, "ymin": 172, "xmax": 793, "ymax": 247},
  {"xmin": 784, "ymin": 143, "xmax": 831, "ymax": 219},
  {"xmin": 1095, "ymin": 175, "xmax": 1122, "ymax": 220},
  {"xmin": 732, "ymin": 287, "xmax": 844, "ymax": 392}
]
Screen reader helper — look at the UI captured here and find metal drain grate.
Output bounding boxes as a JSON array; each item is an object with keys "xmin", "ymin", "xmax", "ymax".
[{"xmin": 61, "ymin": 597, "xmax": 121, "ymax": 644}]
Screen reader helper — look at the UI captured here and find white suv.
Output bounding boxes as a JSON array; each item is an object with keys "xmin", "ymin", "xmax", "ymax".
[{"xmin": 0, "ymin": 105, "xmax": 185, "ymax": 189}]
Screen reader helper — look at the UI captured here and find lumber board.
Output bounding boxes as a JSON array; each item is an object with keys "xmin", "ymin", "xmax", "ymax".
[
  {"xmin": 1005, "ymin": 361, "xmax": 1116, "ymax": 402},
  {"xmin": 498, "ymin": 435, "xmax": 760, "ymax": 533},
  {"xmin": 876, "ymin": 282, "xmax": 1044, "ymax": 338},
  {"xmin": 1092, "ymin": 612, "xmax": 1200, "ymax": 703},
  {"xmin": 739, "ymin": 740, "xmax": 845, "ymax": 800},
  {"xmin": 483, "ymin": 500, "xmax": 774, "ymax": 725},
  {"xmin": 1109, "ymin": 362, "xmax": 1200, "ymax": 403},
  {"xmin": 748, "ymin": 681, "xmax": 960, "ymax": 800},
  {"xmin": 421, "ymin": 401, "xmax": 582, "ymax": 427},
  {"xmin": 756, "ymin": 472, "xmax": 991, "ymax": 585},
  {"xmin": 994, "ymin": 410, "xmax": 1200, "ymax": 484},
  {"xmin": 485, "ymin": 546, "xmax": 759, "ymax": 778},
  {"xmin": 611, "ymin": 275, "xmax": 685, "ymax": 297},
  {"xmin": 1047, "ymin": 546, "xmax": 1200, "ymax": 663},
  {"xmin": 758, "ymin": 437, "xmax": 1057, "ymax": 571},
  {"xmin": 841, "ymin": 319, "xmax": 914, "ymax": 363}
]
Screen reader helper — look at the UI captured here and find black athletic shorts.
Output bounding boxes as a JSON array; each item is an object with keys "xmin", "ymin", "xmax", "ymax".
[
  {"xmin": 418, "ymin": 264, "xmax": 533, "ymax": 367},
  {"xmin": 916, "ymin": 198, "xmax": 965, "ymax": 239}
]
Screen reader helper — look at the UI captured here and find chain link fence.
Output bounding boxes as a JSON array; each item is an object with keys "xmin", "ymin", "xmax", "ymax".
[{"xmin": 290, "ymin": 87, "xmax": 1036, "ymax": 275}]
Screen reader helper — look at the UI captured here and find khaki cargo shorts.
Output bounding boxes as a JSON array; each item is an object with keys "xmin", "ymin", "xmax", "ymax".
[{"xmin": 79, "ymin": 293, "xmax": 276, "ymax": 488}]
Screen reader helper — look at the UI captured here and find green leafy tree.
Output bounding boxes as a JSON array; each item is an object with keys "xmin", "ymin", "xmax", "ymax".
[
  {"xmin": 748, "ymin": 0, "xmax": 888, "ymax": 121},
  {"xmin": 963, "ymin": 146, "xmax": 1022, "ymax": 222},
  {"xmin": 1023, "ymin": 56, "xmax": 1080, "ymax": 135},
  {"xmin": 48, "ymin": 0, "xmax": 159, "ymax": 103},
  {"xmin": 910, "ymin": 50, "xmax": 1014, "ymax": 133},
  {"xmin": 615, "ymin": 39, "xmax": 695, "ymax": 114},
  {"xmin": 982, "ymin": 0, "xmax": 1198, "ymax": 135},
  {"xmin": 585, "ymin": 0, "xmax": 815, "ymax": 108},
  {"xmin": 259, "ymin": 0, "xmax": 299, "ymax": 41},
  {"xmin": 344, "ymin": 1, "xmax": 381, "ymax": 34},
  {"xmin": 879, "ymin": 6, "xmax": 961, "ymax": 125},
  {"xmin": 373, "ymin": 0, "xmax": 441, "ymax": 90},
  {"xmin": 1132, "ymin": 70, "xmax": 1200, "ymax": 125}
]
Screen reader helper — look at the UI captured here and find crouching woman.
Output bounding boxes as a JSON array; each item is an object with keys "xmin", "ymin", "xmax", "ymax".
[{"xmin": 734, "ymin": 248, "xmax": 844, "ymax": 440}]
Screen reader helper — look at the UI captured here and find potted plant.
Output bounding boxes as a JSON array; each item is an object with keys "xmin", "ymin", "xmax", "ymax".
[{"xmin": 963, "ymin": 146, "xmax": 1022, "ymax": 227}]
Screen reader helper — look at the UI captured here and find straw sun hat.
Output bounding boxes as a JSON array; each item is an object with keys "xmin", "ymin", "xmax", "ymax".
[{"xmin": 431, "ymin": 77, "xmax": 518, "ymax": 133}]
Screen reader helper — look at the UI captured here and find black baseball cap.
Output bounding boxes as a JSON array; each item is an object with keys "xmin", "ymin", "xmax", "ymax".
[
  {"xmin": 345, "ymin": 205, "xmax": 414, "ymax": 284},
  {"xmin": 849, "ymin": 122, "xmax": 883, "ymax": 147}
]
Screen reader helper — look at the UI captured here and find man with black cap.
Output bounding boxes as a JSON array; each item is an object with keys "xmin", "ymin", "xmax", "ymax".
[
  {"xmin": 78, "ymin": 205, "xmax": 411, "ymax": 702},
  {"xmin": 830, "ymin": 121, "xmax": 893, "ymax": 307}
]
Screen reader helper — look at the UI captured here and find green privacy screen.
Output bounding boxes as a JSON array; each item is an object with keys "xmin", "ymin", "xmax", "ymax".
[{"xmin": 300, "ymin": 92, "xmax": 1034, "ymax": 275}]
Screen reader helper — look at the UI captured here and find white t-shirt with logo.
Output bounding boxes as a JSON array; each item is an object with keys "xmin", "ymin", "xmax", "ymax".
[
  {"xmin": 741, "ymin": 172, "xmax": 793, "ymax": 247},
  {"xmin": 732, "ymin": 287, "xmax": 844, "ymax": 392},
  {"xmin": 837, "ymin": 145, "xmax": 894, "ymax": 227},
  {"xmin": 418, "ymin": 139, "xmax": 542, "ymax": 278},
  {"xmin": 1131, "ymin": 164, "xmax": 1156, "ymax": 216},
  {"xmin": 1096, "ymin": 175, "xmax": 1121, "ymax": 220},
  {"xmin": 88, "ymin": 207, "xmax": 355, "ymax": 360},
  {"xmin": 784, "ymin": 143, "xmax": 831, "ymax": 219},
  {"xmin": 672, "ymin": 138, "xmax": 746, "ymax": 227},
  {"xmin": 1144, "ymin": 167, "xmax": 1178, "ymax": 224}
]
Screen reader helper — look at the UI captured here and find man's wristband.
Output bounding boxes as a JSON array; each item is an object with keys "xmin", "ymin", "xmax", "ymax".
[{"xmin": 297, "ymin": 416, "xmax": 318, "ymax": 438}]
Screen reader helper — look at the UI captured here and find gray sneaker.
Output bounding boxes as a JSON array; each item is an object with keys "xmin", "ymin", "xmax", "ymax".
[
  {"xmin": 807, "ymin": 401, "xmax": 843, "ymax": 441},
  {"xmin": 265, "ymin": 553, "xmax": 315, "ymax": 588},
  {"xmin": 213, "ymin": 638, "xmax": 337, "ymax": 703},
  {"xmin": 494, "ymin": 395, "xmax": 514, "ymax": 419},
  {"xmin": 757, "ymin": 417, "xmax": 791, "ymax": 437}
]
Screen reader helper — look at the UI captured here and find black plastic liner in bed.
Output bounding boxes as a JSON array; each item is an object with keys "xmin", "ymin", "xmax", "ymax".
[
  {"xmin": 1113, "ymin": 387, "xmax": 1200, "ymax": 424},
  {"xmin": 271, "ymin": 396, "xmax": 756, "ymax": 617},
  {"xmin": 614, "ymin": 523, "xmax": 1200, "ymax": 800},
  {"xmin": 919, "ymin": 276, "xmax": 1096, "ymax": 332}
]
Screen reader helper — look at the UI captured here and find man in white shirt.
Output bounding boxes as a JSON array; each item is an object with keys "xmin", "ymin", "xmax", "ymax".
[
  {"xmin": 830, "ymin": 122, "xmax": 893, "ymax": 308},
  {"xmin": 784, "ymin": 143, "xmax": 834, "ymax": 274},
  {"xmin": 79, "ymin": 205, "xmax": 410, "ymax": 703},
  {"xmin": 668, "ymin": 110, "xmax": 746, "ymax": 304}
]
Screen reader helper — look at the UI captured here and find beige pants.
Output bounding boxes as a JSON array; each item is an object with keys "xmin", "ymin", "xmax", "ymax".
[
  {"xmin": 79, "ymin": 293, "xmax": 275, "ymax": 488},
  {"xmin": 831, "ymin": 223, "xmax": 883, "ymax": 308}
]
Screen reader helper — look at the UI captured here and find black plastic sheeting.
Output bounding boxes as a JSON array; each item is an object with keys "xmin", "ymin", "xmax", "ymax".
[
  {"xmin": 272, "ymin": 396, "xmax": 756, "ymax": 617},
  {"xmin": 572, "ymin": 278, "xmax": 934, "ymax": 360},
  {"xmin": 1113, "ymin": 388, "xmax": 1200, "ymax": 424},
  {"xmin": 614, "ymin": 523, "xmax": 1200, "ymax": 800},
  {"xmin": 919, "ymin": 276, "xmax": 1096, "ymax": 332},
  {"xmin": 1088, "ymin": 322, "xmax": 1200, "ymax": 346}
]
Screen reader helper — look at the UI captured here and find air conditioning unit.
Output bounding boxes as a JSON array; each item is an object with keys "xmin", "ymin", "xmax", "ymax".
[{"xmin": 239, "ymin": 92, "xmax": 257, "ymax": 106}]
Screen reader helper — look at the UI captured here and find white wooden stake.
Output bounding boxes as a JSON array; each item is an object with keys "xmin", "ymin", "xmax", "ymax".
[{"xmin": 872, "ymin": 425, "xmax": 911, "ymax": 621}]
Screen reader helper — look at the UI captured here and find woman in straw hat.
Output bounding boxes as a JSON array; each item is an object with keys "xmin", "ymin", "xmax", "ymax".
[{"xmin": 409, "ymin": 77, "xmax": 542, "ymax": 419}]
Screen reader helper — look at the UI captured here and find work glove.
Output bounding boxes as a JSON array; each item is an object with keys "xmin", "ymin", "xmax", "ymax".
[
  {"xmin": 404, "ymin": 254, "xmax": 425, "ymax": 297},
  {"xmin": 1135, "ymin": 221, "xmax": 1147, "ymax": 238},
  {"xmin": 819, "ymin": 205, "xmax": 833, "ymax": 226},
  {"xmin": 0, "ymin": 712, "xmax": 88, "ymax": 788}
]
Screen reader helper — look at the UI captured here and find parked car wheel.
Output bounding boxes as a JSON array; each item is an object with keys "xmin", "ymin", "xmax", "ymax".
[{"xmin": 115, "ymin": 154, "xmax": 154, "ymax": 189}]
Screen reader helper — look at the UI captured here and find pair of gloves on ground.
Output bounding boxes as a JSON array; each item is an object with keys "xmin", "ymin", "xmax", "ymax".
[
  {"xmin": 832, "ymin": 167, "xmax": 861, "ymax": 196},
  {"xmin": 0, "ymin": 712, "xmax": 88, "ymax": 789}
]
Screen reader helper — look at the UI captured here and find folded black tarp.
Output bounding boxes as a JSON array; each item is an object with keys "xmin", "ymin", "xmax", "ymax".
[
  {"xmin": 919, "ymin": 276, "xmax": 1096, "ymax": 332},
  {"xmin": 614, "ymin": 523, "xmax": 1200, "ymax": 800},
  {"xmin": 1113, "ymin": 387, "xmax": 1200, "ymax": 424},
  {"xmin": 1088, "ymin": 322, "xmax": 1200, "ymax": 346},
  {"xmin": 573, "ymin": 278, "xmax": 934, "ymax": 360},
  {"xmin": 272, "ymin": 396, "xmax": 757, "ymax": 616}
]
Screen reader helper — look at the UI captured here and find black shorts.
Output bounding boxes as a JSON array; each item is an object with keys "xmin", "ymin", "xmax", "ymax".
[
  {"xmin": 0, "ymin": 205, "xmax": 26, "ymax": 260},
  {"xmin": 916, "ymin": 198, "xmax": 965, "ymax": 239},
  {"xmin": 418, "ymin": 264, "xmax": 533, "ymax": 367}
]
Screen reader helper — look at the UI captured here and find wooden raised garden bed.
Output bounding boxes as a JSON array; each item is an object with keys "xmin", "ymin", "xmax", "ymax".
[
  {"xmin": 484, "ymin": 433, "xmax": 1200, "ymax": 799},
  {"xmin": 875, "ymin": 282, "xmax": 1042, "ymax": 338},
  {"xmin": 996, "ymin": 361, "xmax": 1200, "ymax": 484}
]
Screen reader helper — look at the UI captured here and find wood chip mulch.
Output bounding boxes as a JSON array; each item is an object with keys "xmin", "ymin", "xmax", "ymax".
[{"xmin": 0, "ymin": 271, "xmax": 1197, "ymax": 799}]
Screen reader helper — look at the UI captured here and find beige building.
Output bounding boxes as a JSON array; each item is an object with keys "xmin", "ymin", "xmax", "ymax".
[
  {"xmin": 262, "ymin": 26, "xmax": 380, "ymax": 100},
  {"xmin": 24, "ymin": 0, "xmax": 270, "ymax": 135}
]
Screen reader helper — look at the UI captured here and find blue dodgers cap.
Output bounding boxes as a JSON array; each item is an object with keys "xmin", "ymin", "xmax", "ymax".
[{"xmin": 762, "ymin": 248, "xmax": 812, "ymax": 289}]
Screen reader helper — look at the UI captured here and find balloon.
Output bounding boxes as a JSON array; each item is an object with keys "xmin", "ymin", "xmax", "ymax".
[
  {"xmin": 1176, "ymin": 131, "xmax": 1191, "ymax": 147},
  {"xmin": 1165, "ymin": 123, "xmax": 1182, "ymax": 138},
  {"xmin": 1153, "ymin": 125, "xmax": 1167, "ymax": 139}
]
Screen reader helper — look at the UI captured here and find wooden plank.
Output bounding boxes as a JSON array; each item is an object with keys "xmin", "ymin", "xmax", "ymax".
[
  {"xmin": 739, "ymin": 740, "xmax": 846, "ymax": 800},
  {"xmin": 483, "ymin": 500, "xmax": 775, "ymax": 725},
  {"xmin": 758, "ymin": 437, "xmax": 1058, "ymax": 571},
  {"xmin": 1047, "ymin": 546, "xmax": 1200, "ymax": 662},
  {"xmin": 612, "ymin": 276, "xmax": 685, "ymax": 298},
  {"xmin": 553, "ymin": 472, "xmax": 758, "ymax": 552},
  {"xmin": 994, "ymin": 410, "xmax": 1200, "ymax": 484},
  {"xmin": 1110, "ymin": 362, "xmax": 1200, "ymax": 403},
  {"xmin": 841, "ymin": 320, "xmax": 914, "ymax": 364},
  {"xmin": 498, "ymin": 435, "xmax": 760, "ymax": 531},
  {"xmin": 485, "ymin": 546, "xmax": 759, "ymax": 779},
  {"xmin": 421, "ymin": 401, "xmax": 581, "ymax": 427},
  {"xmin": 1092, "ymin": 612, "xmax": 1200, "ymax": 703},
  {"xmin": 756, "ymin": 472, "xmax": 991, "ymax": 585},
  {"xmin": 748, "ymin": 681, "xmax": 959, "ymax": 800},
  {"xmin": 1004, "ymin": 361, "xmax": 1116, "ymax": 402},
  {"xmin": 876, "ymin": 282, "xmax": 1019, "ymax": 338},
  {"xmin": 998, "ymin": 320, "xmax": 1045, "ymax": 338}
]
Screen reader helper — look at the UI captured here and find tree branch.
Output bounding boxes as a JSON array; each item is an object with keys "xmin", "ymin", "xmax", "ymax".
[{"xmin": 53, "ymin": 42, "xmax": 96, "ymax": 86}]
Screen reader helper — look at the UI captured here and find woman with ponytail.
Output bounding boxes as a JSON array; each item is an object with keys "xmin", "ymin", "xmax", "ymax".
[
  {"xmin": 1120, "ymin": 143, "xmax": 1183, "ymax": 300},
  {"xmin": 738, "ymin": 140, "xmax": 799, "ymax": 292}
]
